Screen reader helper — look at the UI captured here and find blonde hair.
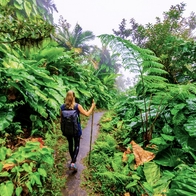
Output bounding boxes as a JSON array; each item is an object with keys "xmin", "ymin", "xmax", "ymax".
[{"xmin": 65, "ymin": 90, "xmax": 75, "ymax": 109}]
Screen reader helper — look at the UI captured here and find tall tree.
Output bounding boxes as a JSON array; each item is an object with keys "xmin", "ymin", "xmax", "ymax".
[
  {"xmin": 89, "ymin": 45, "xmax": 122, "ymax": 90},
  {"xmin": 113, "ymin": 3, "xmax": 196, "ymax": 84},
  {"xmin": 55, "ymin": 16, "xmax": 95, "ymax": 55}
]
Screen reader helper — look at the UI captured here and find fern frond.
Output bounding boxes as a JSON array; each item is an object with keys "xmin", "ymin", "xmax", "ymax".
[
  {"xmin": 143, "ymin": 75, "xmax": 168, "ymax": 82},
  {"xmin": 142, "ymin": 61, "xmax": 164, "ymax": 69},
  {"xmin": 144, "ymin": 67, "xmax": 168, "ymax": 75},
  {"xmin": 97, "ymin": 171, "xmax": 117, "ymax": 183},
  {"xmin": 111, "ymin": 152, "xmax": 123, "ymax": 172}
]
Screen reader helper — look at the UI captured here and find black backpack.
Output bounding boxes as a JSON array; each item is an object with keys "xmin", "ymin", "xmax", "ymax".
[{"xmin": 61, "ymin": 104, "xmax": 79, "ymax": 136}]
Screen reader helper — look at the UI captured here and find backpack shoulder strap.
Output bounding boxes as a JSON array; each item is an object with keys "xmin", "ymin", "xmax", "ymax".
[
  {"xmin": 74, "ymin": 103, "xmax": 78, "ymax": 110},
  {"xmin": 61, "ymin": 104, "xmax": 66, "ymax": 111},
  {"xmin": 74, "ymin": 103, "xmax": 80, "ymax": 122}
]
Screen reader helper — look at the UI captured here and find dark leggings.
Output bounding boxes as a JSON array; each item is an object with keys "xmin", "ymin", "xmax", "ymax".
[{"xmin": 66, "ymin": 136, "xmax": 80, "ymax": 163}]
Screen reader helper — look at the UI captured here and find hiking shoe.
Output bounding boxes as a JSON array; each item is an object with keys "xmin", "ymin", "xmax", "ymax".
[{"xmin": 70, "ymin": 163, "xmax": 77, "ymax": 171}]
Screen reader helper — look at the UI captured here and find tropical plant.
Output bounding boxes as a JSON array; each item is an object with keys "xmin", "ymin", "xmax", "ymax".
[
  {"xmin": 55, "ymin": 16, "xmax": 95, "ymax": 55},
  {"xmin": 0, "ymin": 0, "xmax": 54, "ymax": 47},
  {"xmin": 89, "ymin": 45, "xmax": 121, "ymax": 92},
  {"xmin": 113, "ymin": 3, "xmax": 196, "ymax": 84},
  {"xmin": 0, "ymin": 0, "xmax": 117, "ymax": 195},
  {"xmin": 0, "ymin": 140, "xmax": 54, "ymax": 196},
  {"xmin": 84, "ymin": 33, "xmax": 196, "ymax": 196},
  {"xmin": 99, "ymin": 34, "xmax": 168, "ymax": 142},
  {"xmin": 0, "ymin": 43, "xmax": 66, "ymax": 134}
]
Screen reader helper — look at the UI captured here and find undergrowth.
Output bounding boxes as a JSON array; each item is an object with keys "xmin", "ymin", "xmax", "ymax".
[
  {"xmin": 42, "ymin": 123, "xmax": 68, "ymax": 195},
  {"xmin": 43, "ymin": 114, "xmax": 91, "ymax": 195}
]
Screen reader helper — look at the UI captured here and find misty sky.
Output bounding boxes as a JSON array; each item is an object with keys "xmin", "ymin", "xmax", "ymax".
[
  {"xmin": 52, "ymin": 0, "xmax": 196, "ymax": 87},
  {"xmin": 53, "ymin": 0, "xmax": 196, "ymax": 36}
]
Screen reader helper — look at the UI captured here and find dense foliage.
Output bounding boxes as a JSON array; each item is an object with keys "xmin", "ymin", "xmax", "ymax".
[
  {"xmin": 1, "ymin": 0, "xmax": 196, "ymax": 195},
  {"xmin": 84, "ymin": 29, "xmax": 196, "ymax": 196},
  {"xmin": 0, "ymin": 0, "xmax": 117, "ymax": 195},
  {"xmin": 113, "ymin": 3, "xmax": 196, "ymax": 84}
]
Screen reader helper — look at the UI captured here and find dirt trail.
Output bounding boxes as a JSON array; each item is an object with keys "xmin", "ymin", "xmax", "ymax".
[{"xmin": 62, "ymin": 111, "xmax": 105, "ymax": 196}]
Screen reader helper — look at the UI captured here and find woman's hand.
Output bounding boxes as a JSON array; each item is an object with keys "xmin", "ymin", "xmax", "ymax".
[{"xmin": 91, "ymin": 99, "xmax": 96, "ymax": 109}]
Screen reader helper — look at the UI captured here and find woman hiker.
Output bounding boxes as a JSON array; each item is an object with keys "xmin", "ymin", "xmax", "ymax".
[{"xmin": 60, "ymin": 90, "xmax": 96, "ymax": 171}]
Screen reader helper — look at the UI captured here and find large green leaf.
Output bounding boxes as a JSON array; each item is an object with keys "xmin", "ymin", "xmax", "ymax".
[
  {"xmin": 47, "ymin": 98, "xmax": 59, "ymax": 111},
  {"xmin": 0, "ymin": 181, "xmax": 14, "ymax": 196},
  {"xmin": 153, "ymin": 170, "xmax": 174, "ymax": 195},
  {"xmin": 0, "ymin": 0, "xmax": 9, "ymax": 6},
  {"xmin": 154, "ymin": 148, "xmax": 183, "ymax": 167},
  {"xmin": 172, "ymin": 111, "xmax": 186, "ymax": 125},
  {"xmin": 171, "ymin": 103, "xmax": 186, "ymax": 115},
  {"xmin": 30, "ymin": 172, "xmax": 42, "ymax": 186},
  {"xmin": 150, "ymin": 137, "xmax": 169, "ymax": 151},
  {"xmin": 161, "ymin": 134, "xmax": 174, "ymax": 141},
  {"xmin": 77, "ymin": 87, "xmax": 92, "ymax": 98},
  {"xmin": 143, "ymin": 162, "xmax": 160, "ymax": 185},
  {"xmin": 0, "ymin": 147, "xmax": 8, "ymax": 161},
  {"xmin": 15, "ymin": 186, "xmax": 23, "ymax": 196},
  {"xmin": 168, "ymin": 164, "xmax": 196, "ymax": 196},
  {"xmin": 0, "ymin": 112, "xmax": 14, "ymax": 131},
  {"xmin": 13, "ymin": 2, "xmax": 23, "ymax": 11},
  {"xmin": 45, "ymin": 88, "xmax": 64, "ymax": 104},
  {"xmin": 184, "ymin": 117, "xmax": 196, "ymax": 137},
  {"xmin": 38, "ymin": 168, "xmax": 47, "ymax": 177}
]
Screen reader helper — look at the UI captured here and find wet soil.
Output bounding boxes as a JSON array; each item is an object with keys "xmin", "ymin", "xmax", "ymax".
[{"xmin": 62, "ymin": 111, "xmax": 105, "ymax": 196}]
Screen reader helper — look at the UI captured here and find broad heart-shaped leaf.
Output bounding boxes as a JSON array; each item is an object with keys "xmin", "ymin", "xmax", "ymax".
[
  {"xmin": 149, "ymin": 137, "xmax": 169, "ymax": 151},
  {"xmin": 154, "ymin": 148, "xmax": 183, "ymax": 167},
  {"xmin": 152, "ymin": 170, "xmax": 174, "ymax": 196},
  {"xmin": 142, "ymin": 182, "xmax": 154, "ymax": 195},
  {"xmin": 184, "ymin": 117, "xmax": 196, "ymax": 137},
  {"xmin": 0, "ymin": 112, "xmax": 14, "ymax": 131},
  {"xmin": 28, "ymin": 101, "xmax": 48, "ymax": 119},
  {"xmin": 162, "ymin": 124, "xmax": 173, "ymax": 135},
  {"xmin": 168, "ymin": 164, "xmax": 196, "ymax": 196},
  {"xmin": 0, "ymin": 171, "xmax": 10, "ymax": 177},
  {"xmin": 22, "ymin": 162, "xmax": 33, "ymax": 173},
  {"xmin": 47, "ymin": 98, "xmax": 59, "ymax": 112},
  {"xmin": 143, "ymin": 162, "xmax": 160, "ymax": 186},
  {"xmin": 186, "ymin": 97, "xmax": 196, "ymax": 111},
  {"xmin": 173, "ymin": 126, "xmax": 190, "ymax": 149},
  {"xmin": 170, "ymin": 103, "xmax": 186, "ymax": 115},
  {"xmin": 16, "ymin": 186, "xmax": 23, "ymax": 196},
  {"xmin": 161, "ymin": 134, "xmax": 174, "ymax": 141},
  {"xmin": 0, "ymin": 181, "xmax": 14, "ymax": 196},
  {"xmin": 30, "ymin": 172, "xmax": 42, "ymax": 186},
  {"xmin": 0, "ymin": 146, "xmax": 7, "ymax": 161},
  {"xmin": 172, "ymin": 111, "xmax": 186, "ymax": 126},
  {"xmin": 0, "ymin": 96, "xmax": 6, "ymax": 103},
  {"xmin": 39, "ymin": 148, "xmax": 54, "ymax": 165},
  {"xmin": 0, "ymin": 0, "xmax": 9, "ymax": 6},
  {"xmin": 16, "ymin": 0, "xmax": 23, "ymax": 4}
]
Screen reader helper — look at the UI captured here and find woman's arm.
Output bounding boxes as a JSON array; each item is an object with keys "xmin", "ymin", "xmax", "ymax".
[{"xmin": 78, "ymin": 101, "xmax": 96, "ymax": 117}]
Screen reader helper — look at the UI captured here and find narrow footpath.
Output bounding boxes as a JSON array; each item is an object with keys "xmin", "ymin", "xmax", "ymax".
[{"xmin": 62, "ymin": 111, "xmax": 105, "ymax": 196}]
